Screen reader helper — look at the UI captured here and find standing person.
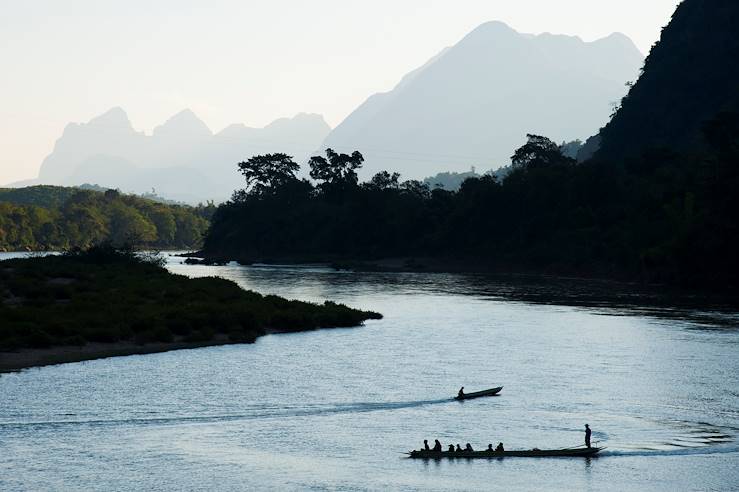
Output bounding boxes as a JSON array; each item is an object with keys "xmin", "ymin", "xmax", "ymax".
[{"xmin": 585, "ymin": 424, "xmax": 592, "ymax": 448}]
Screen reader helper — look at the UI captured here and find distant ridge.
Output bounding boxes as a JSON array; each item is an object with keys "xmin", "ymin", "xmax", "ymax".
[
  {"xmin": 34, "ymin": 109, "xmax": 331, "ymax": 203},
  {"xmin": 322, "ymin": 21, "xmax": 644, "ymax": 179}
]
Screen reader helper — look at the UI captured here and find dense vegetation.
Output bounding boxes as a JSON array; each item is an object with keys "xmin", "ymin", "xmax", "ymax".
[
  {"xmin": 0, "ymin": 186, "xmax": 214, "ymax": 250},
  {"xmin": 203, "ymin": 113, "xmax": 738, "ymax": 290},
  {"xmin": 0, "ymin": 245, "xmax": 380, "ymax": 353}
]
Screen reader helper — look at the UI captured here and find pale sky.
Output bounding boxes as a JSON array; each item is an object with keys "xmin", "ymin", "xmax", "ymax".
[{"xmin": 0, "ymin": 0, "xmax": 682, "ymax": 184}]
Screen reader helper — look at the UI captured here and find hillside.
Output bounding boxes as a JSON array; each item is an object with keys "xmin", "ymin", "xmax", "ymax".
[
  {"xmin": 322, "ymin": 21, "xmax": 643, "ymax": 179},
  {"xmin": 0, "ymin": 185, "xmax": 211, "ymax": 251},
  {"xmin": 593, "ymin": 0, "xmax": 739, "ymax": 161}
]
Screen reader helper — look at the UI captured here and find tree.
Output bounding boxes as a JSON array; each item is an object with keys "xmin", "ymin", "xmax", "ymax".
[
  {"xmin": 109, "ymin": 204, "xmax": 157, "ymax": 247},
  {"xmin": 309, "ymin": 148, "xmax": 364, "ymax": 191},
  {"xmin": 365, "ymin": 171, "xmax": 400, "ymax": 191},
  {"xmin": 149, "ymin": 207, "xmax": 176, "ymax": 244},
  {"xmin": 400, "ymin": 180, "xmax": 431, "ymax": 199},
  {"xmin": 237, "ymin": 153, "xmax": 300, "ymax": 196},
  {"xmin": 511, "ymin": 134, "xmax": 573, "ymax": 170}
]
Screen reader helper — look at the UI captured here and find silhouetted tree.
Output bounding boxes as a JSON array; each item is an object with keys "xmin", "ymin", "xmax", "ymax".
[
  {"xmin": 511, "ymin": 134, "xmax": 573, "ymax": 170},
  {"xmin": 309, "ymin": 149, "xmax": 364, "ymax": 192},
  {"xmin": 365, "ymin": 171, "xmax": 400, "ymax": 190},
  {"xmin": 400, "ymin": 180, "xmax": 431, "ymax": 199},
  {"xmin": 237, "ymin": 153, "xmax": 300, "ymax": 196}
]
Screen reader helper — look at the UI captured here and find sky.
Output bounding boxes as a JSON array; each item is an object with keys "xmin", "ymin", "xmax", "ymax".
[{"xmin": 0, "ymin": 0, "xmax": 682, "ymax": 185}]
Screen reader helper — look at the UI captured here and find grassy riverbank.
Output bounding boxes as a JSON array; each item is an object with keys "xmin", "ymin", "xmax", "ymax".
[{"xmin": 0, "ymin": 245, "xmax": 381, "ymax": 372}]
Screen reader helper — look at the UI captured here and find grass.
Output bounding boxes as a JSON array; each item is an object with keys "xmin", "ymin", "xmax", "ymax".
[{"xmin": 0, "ymin": 245, "xmax": 381, "ymax": 354}]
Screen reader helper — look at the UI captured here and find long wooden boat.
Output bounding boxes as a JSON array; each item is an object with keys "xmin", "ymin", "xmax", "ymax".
[
  {"xmin": 454, "ymin": 386, "xmax": 503, "ymax": 400},
  {"xmin": 408, "ymin": 447, "xmax": 603, "ymax": 459}
]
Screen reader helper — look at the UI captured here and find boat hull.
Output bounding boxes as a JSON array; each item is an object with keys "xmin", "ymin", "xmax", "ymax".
[
  {"xmin": 454, "ymin": 386, "xmax": 503, "ymax": 400},
  {"xmin": 408, "ymin": 447, "xmax": 603, "ymax": 459}
]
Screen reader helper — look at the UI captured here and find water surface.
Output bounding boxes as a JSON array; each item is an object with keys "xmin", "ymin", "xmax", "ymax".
[{"xmin": 1, "ymin": 253, "xmax": 738, "ymax": 490}]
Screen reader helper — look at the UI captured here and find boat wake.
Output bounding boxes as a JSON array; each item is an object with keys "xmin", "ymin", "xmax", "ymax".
[
  {"xmin": 598, "ymin": 421, "xmax": 736, "ymax": 458},
  {"xmin": 0, "ymin": 398, "xmax": 455, "ymax": 430},
  {"xmin": 601, "ymin": 443, "xmax": 739, "ymax": 458}
]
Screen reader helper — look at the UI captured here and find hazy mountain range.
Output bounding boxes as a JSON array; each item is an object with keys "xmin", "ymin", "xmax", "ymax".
[
  {"xmin": 322, "ymin": 21, "xmax": 644, "ymax": 179},
  {"xmin": 22, "ymin": 109, "xmax": 330, "ymax": 203},
  {"xmin": 18, "ymin": 20, "xmax": 644, "ymax": 202}
]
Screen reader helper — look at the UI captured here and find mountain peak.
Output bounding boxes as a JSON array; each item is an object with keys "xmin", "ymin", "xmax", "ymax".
[
  {"xmin": 88, "ymin": 107, "xmax": 133, "ymax": 130},
  {"xmin": 594, "ymin": 32, "xmax": 643, "ymax": 56},
  {"xmin": 266, "ymin": 112, "xmax": 330, "ymax": 129},
  {"xmin": 153, "ymin": 109, "xmax": 212, "ymax": 138},
  {"xmin": 322, "ymin": 19, "xmax": 644, "ymax": 180},
  {"xmin": 471, "ymin": 21, "xmax": 517, "ymax": 37}
]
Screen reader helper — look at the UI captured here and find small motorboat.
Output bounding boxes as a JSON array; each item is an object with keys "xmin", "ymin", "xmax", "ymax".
[
  {"xmin": 408, "ymin": 446, "xmax": 603, "ymax": 459},
  {"xmin": 454, "ymin": 386, "xmax": 503, "ymax": 400}
]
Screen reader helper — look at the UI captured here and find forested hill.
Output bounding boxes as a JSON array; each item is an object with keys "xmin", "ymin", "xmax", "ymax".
[
  {"xmin": 0, "ymin": 185, "xmax": 84, "ymax": 208},
  {"xmin": 0, "ymin": 186, "xmax": 212, "ymax": 251},
  {"xmin": 594, "ymin": 0, "xmax": 739, "ymax": 161}
]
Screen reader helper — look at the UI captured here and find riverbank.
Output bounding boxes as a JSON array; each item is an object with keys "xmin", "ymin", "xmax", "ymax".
[
  {"xmin": 0, "ymin": 246, "xmax": 381, "ymax": 373},
  {"xmin": 185, "ymin": 252, "xmax": 739, "ymax": 310}
]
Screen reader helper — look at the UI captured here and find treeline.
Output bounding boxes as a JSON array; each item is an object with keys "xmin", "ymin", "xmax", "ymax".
[
  {"xmin": 0, "ymin": 186, "xmax": 214, "ymax": 251},
  {"xmin": 203, "ymin": 113, "xmax": 739, "ymax": 289}
]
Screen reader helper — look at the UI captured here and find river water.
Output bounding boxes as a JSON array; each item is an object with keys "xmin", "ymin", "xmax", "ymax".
[{"xmin": 1, "ymin": 253, "xmax": 738, "ymax": 491}]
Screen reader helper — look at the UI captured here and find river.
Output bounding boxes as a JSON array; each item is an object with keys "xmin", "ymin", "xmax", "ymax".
[{"xmin": 1, "ymin": 253, "xmax": 738, "ymax": 490}]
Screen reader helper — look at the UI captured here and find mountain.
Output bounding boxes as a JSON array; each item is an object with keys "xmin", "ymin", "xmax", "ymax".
[
  {"xmin": 591, "ymin": 0, "xmax": 739, "ymax": 162},
  {"xmin": 34, "ymin": 109, "xmax": 331, "ymax": 203},
  {"xmin": 322, "ymin": 21, "xmax": 644, "ymax": 179}
]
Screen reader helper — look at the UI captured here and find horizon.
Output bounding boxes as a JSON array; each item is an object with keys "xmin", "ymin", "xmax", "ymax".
[{"xmin": 1, "ymin": 0, "xmax": 681, "ymax": 185}]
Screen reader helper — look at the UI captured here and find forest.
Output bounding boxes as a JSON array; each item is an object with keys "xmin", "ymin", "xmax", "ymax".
[
  {"xmin": 0, "ymin": 186, "xmax": 214, "ymax": 250},
  {"xmin": 202, "ymin": 111, "xmax": 739, "ymax": 290}
]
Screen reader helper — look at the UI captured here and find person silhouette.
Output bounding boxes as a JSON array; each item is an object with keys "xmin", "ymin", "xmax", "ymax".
[
  {"xmin": 433, "ymin": 439, "xmax": 442, "ymax": 452},
  {"xmin": 585, "ymin": 424, "xmax": 592, "ymax": 448},
  {"xmin": 423, "ymin": 439, "xmax": 430, "ymax": 451},
  {"xmin": 458, "ymin": 387, "xmax": 465, "ymax": 398}
]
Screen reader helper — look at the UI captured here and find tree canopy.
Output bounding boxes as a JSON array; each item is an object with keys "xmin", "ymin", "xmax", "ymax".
[
  {"xmin": 203, "ymin": 112, "xmax": 739, "ymax": 290},
  {"xmin": 0, "ymin": 186, "xmax": 211, "ymax": 251},
  {"xmin": 237, "ymin": 153, "xmax": 301, "ymax": 196}
]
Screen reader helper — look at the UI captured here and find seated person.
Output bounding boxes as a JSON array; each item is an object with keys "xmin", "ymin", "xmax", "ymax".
[
  {"xmin": 455, "ymin": 444, "xmax": 463, "ymax": 453},
  {"xmin": 495, "ymin": 442, "xmax": 504, "ymax": 452},
  {"xmin": 448, "ymin": 444, "xmax": 455, "ymax": 453},
  {"xmin": 487, "ymin": 444, "xmax": 494, "ymax": 452},
  {"xmin": 423, "ymin": 440, "xmax": 430, "ymax": 451},
  {"xmin": 458, "ymin": 387, "xmax": 465, "ymax": 398},
  {"xmin": 433, "ymin": 439, "xmax": 442, "ymax": 452},
  {"xmin": 465, "ymin": 443, "xmax": 474, "ymax": 452}
]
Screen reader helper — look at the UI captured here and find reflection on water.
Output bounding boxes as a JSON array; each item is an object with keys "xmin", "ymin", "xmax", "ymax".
[{"xmin": 0, "ymin": 252, "xmax": 738, "ymax": 490}]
